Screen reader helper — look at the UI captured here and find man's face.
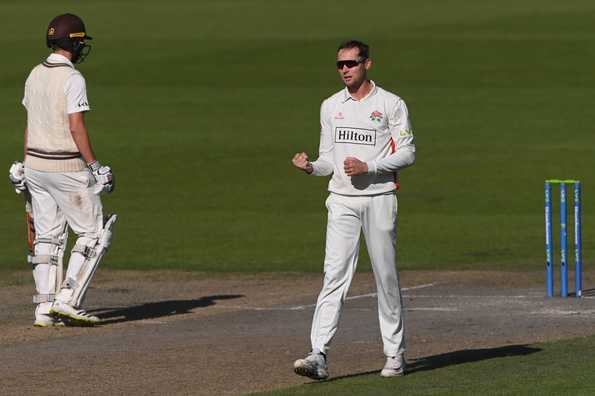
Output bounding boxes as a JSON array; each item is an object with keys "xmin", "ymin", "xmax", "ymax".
[{"xmin": 336, "ymin": 47, "xmax": 371, "ymax": 89}]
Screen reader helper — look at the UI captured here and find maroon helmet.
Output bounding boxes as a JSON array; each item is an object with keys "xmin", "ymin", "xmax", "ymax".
[{"xmin": 46, "ymin": 13, "xmax": 93, "ymax": 63}]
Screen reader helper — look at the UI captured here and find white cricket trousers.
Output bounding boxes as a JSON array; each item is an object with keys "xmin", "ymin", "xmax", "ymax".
[
  {"xmin": 311, "ymin": 192, "xmax": 405, "ymax": 357},
  {"xmin": 24, "ymin": 168, "xmax": 103, "ymax": 313}
]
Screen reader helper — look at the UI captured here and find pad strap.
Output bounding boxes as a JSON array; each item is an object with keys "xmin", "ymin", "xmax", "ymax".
[
  {"xmin": 29, "ymin": 255, "xmax": 59, "ymax": 265},
  {"xmin": 30, "ymin": 237, "xmax": 64, "ymax": 266},
  {"xmin": 72, "ymin": 243, "xmax": 97, "ymax": 259},
  {"xmin": 33, "ymin": 294, "xmax": 55, "ymax": 304},
  {"xmin": 34, "ymin": 237, "xmax": 62, "ymax": 246}
]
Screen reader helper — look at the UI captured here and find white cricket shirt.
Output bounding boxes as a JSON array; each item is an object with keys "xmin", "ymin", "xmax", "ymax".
[{"xmin": 311, "ymin": 81, "xmax": 415, "ymax": 196}]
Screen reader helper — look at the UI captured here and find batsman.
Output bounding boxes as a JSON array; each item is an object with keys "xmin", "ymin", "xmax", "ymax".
[{"xmin": 8, "ymin": 13, "xmax": 117, "ymax": 327}]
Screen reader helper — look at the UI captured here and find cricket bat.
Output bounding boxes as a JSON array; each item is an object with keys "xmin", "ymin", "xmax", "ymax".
[
  {"xmin": 23, "ymin": 190, "xmax": 65, "ymax": 289},
  {"xmin": 24, "ymin": 189, "xmax": 35, "ymax": 259}
]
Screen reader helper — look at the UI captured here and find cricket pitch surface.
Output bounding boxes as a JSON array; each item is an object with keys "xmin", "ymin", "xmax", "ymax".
[{"xmin": 2, "ymin": 270, "xmax": 595, "ymax": 395}]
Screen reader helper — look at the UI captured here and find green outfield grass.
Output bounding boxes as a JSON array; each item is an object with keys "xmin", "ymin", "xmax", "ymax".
[
  {"xmin": 253, "ymin": 335, "xmax": 595, "ymax": 396},
  {"xmin": 1, "ymin": 0, "xmax": 594, "ymax": 271}
]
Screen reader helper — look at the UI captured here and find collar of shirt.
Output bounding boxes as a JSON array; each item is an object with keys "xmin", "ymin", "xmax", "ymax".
[
  {"xmin": 46, "ymin": 53, "xmax": 75, "ymax": 68},
  {"xmin": 341, "ymin": 80, "xmax": 377, "ymax": 103}
]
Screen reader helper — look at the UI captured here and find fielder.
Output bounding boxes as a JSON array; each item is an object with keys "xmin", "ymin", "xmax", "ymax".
[
  {"xmin": 8, "ymin": 13, "xmax": 116, "ymax": 327},
  {"xmin": 291, "ymin": 40, "xmax": 415, "ymax": 379}
]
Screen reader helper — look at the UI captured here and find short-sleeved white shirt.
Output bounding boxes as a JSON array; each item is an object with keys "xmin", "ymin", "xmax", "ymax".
[
  {"xmin": 22, "ymin": 53, "xmax": 91, "ymax": 114},
  {"xmin": 311, "ymin": 81, "xmax": 415, "ymax": 196}
]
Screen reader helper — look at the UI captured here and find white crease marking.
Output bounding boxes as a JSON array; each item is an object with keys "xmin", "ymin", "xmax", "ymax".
[
  {"xmin": 405, "ymin": 295, "xmax": 537, "ymax": 299},
  {"xmin": 222, "ymin": 282, "xmax": 438, "ymax": 312},
  {"xmin": 530, "ymin": 309, "xmax": 595, "ymax": 316},
  {"xmin": 288, "ymin": 282, "xmax": 437, "ymax": 311}
]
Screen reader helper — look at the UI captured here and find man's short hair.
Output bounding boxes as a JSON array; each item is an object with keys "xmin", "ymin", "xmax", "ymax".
[{"xmin": 337, "ymin": 40, "xmax": 369, "ymax": 59}]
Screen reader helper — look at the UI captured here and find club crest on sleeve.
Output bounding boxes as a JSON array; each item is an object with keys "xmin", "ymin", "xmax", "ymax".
[
  {"xmin": 370, "ymin": 110, "xmax": 383, "ymax": 123},
  {"xmin": 334, "ymin": 112, "xmax": 344, "ymax": 119},
  {"xmin": 399, "ymin": 129, "xmax": 413, "ymax": 137}
]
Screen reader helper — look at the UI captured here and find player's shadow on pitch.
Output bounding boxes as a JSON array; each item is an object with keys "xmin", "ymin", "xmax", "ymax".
[
  {"xmin": 90, "ymin": 294, "xmax": 244, "ymax": 324},
  {"xmin": 320, "ymin": 344, "xmax": 541, "ymax": 382}
]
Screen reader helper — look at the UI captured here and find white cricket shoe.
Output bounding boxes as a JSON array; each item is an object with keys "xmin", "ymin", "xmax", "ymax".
[
  {"xmin": 293, "ymin": 352, "xmax": 328, "ymax": 380},
  {"xmin": 50, "ymin": 300, "xmax": 100, "ymax": 326},
  {"xmin": 33, "ymin": 314, "xmax": 65, "ymax": 328},
  {"xmin": 380, "ymin": 354, "xmax": 406, "ymax": 377},
  {"xmin": 34, "ymin": 303, "xmax": 65, "ymax": 327}
]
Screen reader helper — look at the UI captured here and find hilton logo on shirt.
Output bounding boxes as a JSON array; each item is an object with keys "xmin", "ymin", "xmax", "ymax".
[{"xmin": 335, "ymin": 127, "xmax": 376, "ymax": 146}]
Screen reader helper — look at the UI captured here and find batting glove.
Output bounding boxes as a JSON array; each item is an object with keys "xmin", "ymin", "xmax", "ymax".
[
  {"xmin": 8, "ymin": 161, "xmax": 26, "ymax": 194},
  {"xmin": 88, "ymin": 160, "xmax": 115, "ymax": 194}
]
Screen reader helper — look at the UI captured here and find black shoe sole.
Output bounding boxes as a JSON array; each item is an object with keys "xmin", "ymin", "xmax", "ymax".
[{"xmin": 294, "ymin": 366, "xmax": 328, "ymax": 380}]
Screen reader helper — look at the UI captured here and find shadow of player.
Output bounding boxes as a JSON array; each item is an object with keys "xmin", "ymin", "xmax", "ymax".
[
  {"xmin": 579, "ymin": 288, "xmax": 595, "ymax": 297},
  {"xmin": 406, "ymin": 344, "xmax": 541, "ymax": 374},
  {"xmin": 317, "ymin": 344, "xmax": 541, "ymax": 382},
  {"xmin": 88, "ymin": 294, "xmax": 244, "ymax": 325}
]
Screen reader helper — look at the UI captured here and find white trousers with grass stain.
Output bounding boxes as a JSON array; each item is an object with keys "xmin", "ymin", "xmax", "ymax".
[{"xmin": 24, "ymin": 167, "xmax": 103, "ymax": 314}]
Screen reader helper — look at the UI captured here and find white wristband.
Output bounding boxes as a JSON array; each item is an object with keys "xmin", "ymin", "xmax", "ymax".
[{"xmin": 366, "ymin": 160, "xmax": 378, "ymax": 175}]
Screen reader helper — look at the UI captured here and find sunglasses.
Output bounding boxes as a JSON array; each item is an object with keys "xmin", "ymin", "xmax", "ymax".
[{"xmin": 336, "ymin": 58, "xmax": 366, "ymax": 69}]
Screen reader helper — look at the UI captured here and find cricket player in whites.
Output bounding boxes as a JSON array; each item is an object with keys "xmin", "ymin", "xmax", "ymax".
[
  {"xmin": 8, "ymin": 13, "xmax": 116, "ymax": 327},
  {"xmin": 291, "ymin": 40, "xmax": 415, "ymax": 379}
]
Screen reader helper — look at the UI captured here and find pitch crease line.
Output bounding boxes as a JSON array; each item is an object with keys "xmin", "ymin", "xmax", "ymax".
[
  {"xmin": 223, "ymin": 283, "xmax": 438, "ymax": 312},
  {"xmin": 287, "ymin": 282, "xmax": 437, "ymax": 311}
]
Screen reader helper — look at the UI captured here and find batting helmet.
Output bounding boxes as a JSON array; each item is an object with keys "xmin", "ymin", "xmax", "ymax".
[{"xmin": 46, "ymin": 13, "xmax": 93, "ymax": 64}]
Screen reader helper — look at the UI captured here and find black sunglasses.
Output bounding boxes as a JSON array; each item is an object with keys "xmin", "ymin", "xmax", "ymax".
[{"xmin": 336, "ymin": 58, "xmax": 367, "ymax": 69}]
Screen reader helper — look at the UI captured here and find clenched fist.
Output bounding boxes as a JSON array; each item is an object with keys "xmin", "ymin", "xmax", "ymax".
[
  {"xmin": 292, "ymin": 152, "xmax": 313, "ymax": 174},
  {"xmin": 343, "ymin": 157, "xmax": 368, "ymax": 176}
]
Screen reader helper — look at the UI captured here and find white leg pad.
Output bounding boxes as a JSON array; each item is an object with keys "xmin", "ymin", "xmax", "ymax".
[
  {"xmin": 30, "ymin": 229, "xmax": 68, "ymax": 305},
  {"xmin": 56, "ymin": 214, "xmax": 117, "ymax": 308}
]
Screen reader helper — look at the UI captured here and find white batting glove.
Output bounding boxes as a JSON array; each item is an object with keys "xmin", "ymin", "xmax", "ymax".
[
  {"xmin": 8, "ymin": 161, "xmax": 26, "ymax": 194},
  {"xmin": 88, "ymin": 161, "xmax": 114, "ymax": 194}
]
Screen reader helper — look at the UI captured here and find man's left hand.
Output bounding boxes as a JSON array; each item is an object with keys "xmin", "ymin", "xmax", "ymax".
[
  {"xmin": 88, "ymin": 161, "xmax": 115, "ymax": 194},
  {"xmin": 343, "ymin": 157, "xmax": 368, "ymax": 176}
]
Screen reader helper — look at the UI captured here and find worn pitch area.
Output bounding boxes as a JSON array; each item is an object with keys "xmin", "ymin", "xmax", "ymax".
[{"xmin": 1, "ymin": 270, "xmax": 594, "ymax": 395}]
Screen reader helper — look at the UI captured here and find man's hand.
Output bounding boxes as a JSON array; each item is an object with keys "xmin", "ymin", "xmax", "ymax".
[
  {"xmin": 8, "ymin": 161, "xmax": 26, "ymax": 194},
  {"xmin": 343, "ymin": 157, "xmax": 368, "ymax": 176},
  {"xmin": 88, "ymin": 161, "xmax": 115, "ymax": 194},
  {"xmin": 292, "ymin": 152, "xmax": 313, "ymax": 174}
]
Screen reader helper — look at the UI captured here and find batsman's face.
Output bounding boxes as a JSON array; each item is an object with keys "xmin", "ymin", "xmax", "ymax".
[{"xmin": 337, "ymin": 47, "xmax": 371, "ymax": 89}]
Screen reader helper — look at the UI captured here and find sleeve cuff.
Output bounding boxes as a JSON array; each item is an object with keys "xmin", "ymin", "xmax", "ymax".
[
  {"xmin": 310, "ymin": 162, "xmax": 320, "ymax": 175},
  {"xmin": 366, "ymin": 160, "xmax": 377, "ymax": 175}
]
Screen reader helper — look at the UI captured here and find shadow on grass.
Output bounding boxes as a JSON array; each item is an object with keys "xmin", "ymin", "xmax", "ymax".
[
  {"xmin": 90, "ymin": 294, "xmax": 244, "ymax": 325},
  {"xmin": 321, "ymin": 344, "xmax": 541, "ymax": 382},
  {"xmin": 407, "ymin": 344, "xmax": 541, "ymax": 374}
]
